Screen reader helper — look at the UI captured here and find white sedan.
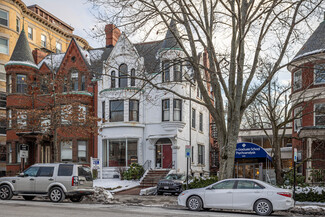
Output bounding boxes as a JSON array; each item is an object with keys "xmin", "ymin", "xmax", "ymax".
[{"xmin": 178, "ymin": 178, "xmax": 294, "ymax": 216}]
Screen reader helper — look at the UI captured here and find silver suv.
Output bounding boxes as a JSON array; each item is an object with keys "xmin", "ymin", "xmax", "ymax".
[{"xmin": 0, "ymin": 163, "xmax": 94, "ymax": 203}]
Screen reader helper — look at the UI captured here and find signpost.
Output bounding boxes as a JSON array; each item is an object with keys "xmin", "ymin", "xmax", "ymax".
[
  {"xmin": 91, "ymin": 157, "xmax": 102, "ymax": 179},
  {"xmin": 293, "ymin": 148, "xmax": 297, "ymax": 204},
  {"xmin": 20, "ymin": 144, "xmax": 28, "ymax": 171},
  {"xmin": 185, "ymin": 145, "xmax": 191, "ymax": 190}
]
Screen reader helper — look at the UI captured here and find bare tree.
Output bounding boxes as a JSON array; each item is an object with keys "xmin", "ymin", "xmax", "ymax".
[
  {"xmin": 88, "ymin": 0, "xmax": 324, "ymax": 179},
  {"xmin": 243, "ymin": 68, "xmax": 323, "ymax": 184}
]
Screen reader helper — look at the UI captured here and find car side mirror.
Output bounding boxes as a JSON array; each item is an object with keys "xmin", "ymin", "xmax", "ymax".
[
  {"xmin": 18, "ymin": 173, "xmax": 25, "ymax": 177},
  {"xmin": 206, "ymin": 187, "xmax": 212, "ymax": 190}
]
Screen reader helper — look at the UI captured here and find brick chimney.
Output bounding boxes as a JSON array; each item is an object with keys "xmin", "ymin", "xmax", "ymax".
[{"xmin": 105, "ymin": 24, "xmax": 121, "ymax": 47}]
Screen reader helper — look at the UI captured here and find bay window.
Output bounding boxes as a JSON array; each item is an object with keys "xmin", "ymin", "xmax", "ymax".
[
  {"xmin": 110, "ymin": 100, "xmax": 124, "ymax": 122},
  {"xmin": 129, "ymin": 100, "xmax": 139, "ymax": 121},
  {"xmin": 0, "ymin": 9, "xmax": 8, "ymax": 26},
  {"xmin": 173, "ymin": 99, "xmax": 182, "ymax": 121},
  {"xmin": 315, "ymin": 64, "xmax": 325, "ymax": 84},
  {"xmin": 315, "ymin": 103, "xmax": 325, "ymax": 126},
  {"xmin": 162, "ymin": 99, "xmax": 170, "ymax": 121},
  {"xmin": 173, "ymin": 61, "xmax": 182, "ymax": 82},
  {"xmin": 16, "ymin": 74, "xmax": 27, "ymax": 93},
  {"xmin": 162, "ymin": 61, "xmax": 170, "ymax": 82},
  {"xmin": 294, "ymin": 107, "xmax": 302, "ymax": 131}
]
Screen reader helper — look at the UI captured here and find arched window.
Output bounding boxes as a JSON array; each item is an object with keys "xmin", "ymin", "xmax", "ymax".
[
  {"xmin": 119, "ymin": 64, "xmax": 128, "ymax": 88},
  {"xmin": 70, "ymin": 69, "xmax": 78, "ymax": 91},
  {"xmin": 131, "ymin": 69, "xmax": 136, "ymax": 86},
  {"xmin": 111, "ymin": 71, "xmax": 116, "ymax": 88}
]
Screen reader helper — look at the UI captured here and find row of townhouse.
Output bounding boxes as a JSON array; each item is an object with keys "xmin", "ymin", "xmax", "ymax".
[{"xmin": 4, "ymin": 20, "xmax": 216, "ymax": 178}]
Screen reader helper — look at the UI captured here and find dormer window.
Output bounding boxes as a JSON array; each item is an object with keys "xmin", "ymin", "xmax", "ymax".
[
  {"xmin": 119, "ymin": 64, "xmax": 128, "ymax": 88},
  {"xmin": 162, "ymin": 61, "xmax": 170, "ymax": 82},
  {"xmin": 71, "ymin": 70, "xmax": 78, "ymax": 91}
]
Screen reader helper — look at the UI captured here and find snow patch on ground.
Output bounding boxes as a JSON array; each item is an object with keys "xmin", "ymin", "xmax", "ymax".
[
  {"xmin": 295, "ymin": 186, "xmax": 325, "ymax": 194},
  {"xmin": 296, "ymin": 201, "xmax": 325, "ymax": 206},
  {"xmin": 93, "ymin": 179, "xmax": 140, "ymax": 192}
]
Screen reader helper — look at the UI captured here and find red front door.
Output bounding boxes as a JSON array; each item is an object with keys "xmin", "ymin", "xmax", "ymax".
[{"xmin": 162, "ymin": 144, "xmax": 172, "ymax": 168}]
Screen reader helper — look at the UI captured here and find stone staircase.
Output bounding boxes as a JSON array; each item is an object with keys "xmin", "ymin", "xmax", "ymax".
[{"xmin": 140, "ymin": 170, "xmax": 169, "ymax": 187}]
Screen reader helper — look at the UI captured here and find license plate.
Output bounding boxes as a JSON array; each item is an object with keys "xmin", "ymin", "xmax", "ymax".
[
  {"xmin": 164, "ymin": 186, "xmax": 169, "ymax": 189},
  {"xmin": 79, "ymin": 181, "xmax": 84, "ymax": 185}
]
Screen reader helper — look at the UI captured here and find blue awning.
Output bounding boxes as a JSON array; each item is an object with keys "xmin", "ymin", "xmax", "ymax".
[{"xmin": 235, "ymin": 142, "xmax": 272, "ymax": 161}]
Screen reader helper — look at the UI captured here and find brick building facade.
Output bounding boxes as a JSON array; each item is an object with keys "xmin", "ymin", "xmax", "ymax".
[
  {"xmin": 290, "ymin": 19, "xmax": 325, "ymax": 183},
  {"xmin": 5, "ymin": 29, "xmax": 97, "ymax": 175}
]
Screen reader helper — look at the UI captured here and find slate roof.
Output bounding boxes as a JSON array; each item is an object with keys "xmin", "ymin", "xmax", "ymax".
[
  {"xmin": 161, "ymin": 19, "xmax": 182, "ymax": 50},
  {"xmin": 6, "ymin": 29, "xmax": 37, "ymax": 68},
  {"xmin": 293, "ymin": 21, "xmax": 325, "ymax": 61},
  {"xmin": 135, "ymin": 40, "xmax": 163, "ymax": 74}
]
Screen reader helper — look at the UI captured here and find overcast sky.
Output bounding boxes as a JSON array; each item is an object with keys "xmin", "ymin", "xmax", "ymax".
[{"xmin": 23, "ymin": 0, "xmax": 102, "ymax": 48}]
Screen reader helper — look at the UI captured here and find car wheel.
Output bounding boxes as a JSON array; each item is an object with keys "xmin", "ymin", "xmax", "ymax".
[
  {"xmin": 49, "ymin": 187, "xmax": 65, "ymax": 203},
  {"xmin": 187, "ymin": 196, "xmax": 203, "ymax": 211},
  {"xmin": 0, "ymin": 185, "xmax": 13, "ymax": 200},
  {"xmin": 70, "ymin": 196, "xmax": 84, "ymax": 202},
  {"xmin": 23, "ymin": 196, "xmax": 35, "ymax": 201},
  {"xmin": 254, "ymin": 199, "xmax": 273, "ymax": 216}
]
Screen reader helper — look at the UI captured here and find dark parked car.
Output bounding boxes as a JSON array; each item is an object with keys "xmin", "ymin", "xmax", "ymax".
[{"xmin": 157, "ymin": 174, "xmax": 191, "ymax": 195}]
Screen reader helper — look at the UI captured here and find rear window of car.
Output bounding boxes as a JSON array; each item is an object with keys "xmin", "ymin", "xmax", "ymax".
[
  {"xmin": 37, "ymin": 167, "xmax": 54, "ymax": 177},
  {"xmin": 58, "ymin": 164, "xmax": 73, "ymax": 176},
  {"xmin": 78, "ymin": 166, "xmax": 93, "ymax": 181}
]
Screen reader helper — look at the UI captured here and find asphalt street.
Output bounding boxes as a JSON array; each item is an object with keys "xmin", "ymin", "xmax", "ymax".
[{"xmin": 0, "ymin": 198, "xmax": 302, "ymax": 217}]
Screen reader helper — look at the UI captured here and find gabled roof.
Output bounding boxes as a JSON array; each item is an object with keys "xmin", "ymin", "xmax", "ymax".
[
  {"xmin": 161, "ymin": 19, "xmax": 182, "ymax": 51},
  {"xmin": 5, "ymin": 29, "xmax": 37, "ymax": 69},
  {"xmin": 38, "ymin": 53, "xmax": 65, "ymax": 72},
  {"xmin": 293, "ymin": 21, "xmax": 325, "ymax": 61}
]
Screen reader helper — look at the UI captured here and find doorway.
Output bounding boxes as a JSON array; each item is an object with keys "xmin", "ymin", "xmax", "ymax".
[
  {"xmin": 155, "ymin": 138, "xmax": 172, "ymax": 169},
  {"xmin": 235, "ymin": 163, "xmax": 261, "ymax": 180},
  {"xmin": 40, "ymin": 145, "xmax": 51, "ymax": 163}
]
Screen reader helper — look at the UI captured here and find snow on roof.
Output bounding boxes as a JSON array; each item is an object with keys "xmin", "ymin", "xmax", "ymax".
[
  {"xmin": 89, "ymin": 49, "xmax": 105, "ymax": 62},
  {"xmin": 5, "ymin": 60, "xmax": 38, "ymax": 69},
  {"xmin": 38, "ymin": 53, "xmax": 65, "ymax": 72},
  {"xmin": 292, "ymin": 48, "xmax": 325, "ymax": 61}
]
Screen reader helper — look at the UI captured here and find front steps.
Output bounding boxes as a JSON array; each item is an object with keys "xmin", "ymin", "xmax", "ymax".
[{"xmin": 140, "ymin": 170, "xmax": 169, "ymax": 187}]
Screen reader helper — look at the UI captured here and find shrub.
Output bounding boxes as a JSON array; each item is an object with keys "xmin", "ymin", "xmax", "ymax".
[
  {"xmin": 116, "ymin": 167, "xmax": 127, "ymax": 180},
  {"xmin": 187, "ymin": 176, "xmax": 218, "ymax": 189},
  {"xmin": 295, "ymin": 189, "xmax": 325, "ymax": 202},
  {"xmin": 283, "ymin": 170, "xmax": 307, "ymax": 187},
  {"xmin": 122, "ymin": 163, "xmax": 145, "ymax": 180}
]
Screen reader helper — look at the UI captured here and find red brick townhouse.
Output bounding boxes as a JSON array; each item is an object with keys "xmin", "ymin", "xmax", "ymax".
[
  {"xmin": 289, "ymin": 19, "xmax": 325, "ymax": 183},
  {"xmin": 5, "ymin": 29, "xmax": 99, "ymax": 175}
]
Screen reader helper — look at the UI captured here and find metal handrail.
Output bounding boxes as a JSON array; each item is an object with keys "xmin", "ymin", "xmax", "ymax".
[{"xmin": 143, "ymin": 160, "xmax": 152, "ymax": 171}]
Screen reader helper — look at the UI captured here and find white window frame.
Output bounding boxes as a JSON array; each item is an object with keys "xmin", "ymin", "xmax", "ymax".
[
  {"xmin": 198, "ymin": 144, "xmax": 205, "ymax": 165},
  {"xmin": 61, "ymin": 140, "xmax": 73, "ymax": 162},
  {"xmin": 28, "ymin": 26, "xmax": 33, "ymax": 40},
  {"xmin": 314, "ymin": 63, "xmax": 325, "ymax": 84},
  {"xmin": 41, "ymin": 34, "xmax": 47, "ymax": 48},
  {"xmin": 314, "ymin": 103, "xmax": 325, "ymax": 126},
  {"xmin": 294, "ymin": 107, "xmax": 302, "ymax": 132},
  {"xmin": 293, "ymin": 69, "xmax": 302, "ymax": 91},
  {"xmin": 61, "ymin": 104, "xmax": 72, "ymax": 125},
  {"xmin": 17, "ymin": 110, "xmax": 27, "ymax": 129},
  {"xmin": 56, "ymin": 42, "xmax": 62, "ymax": 53},
  {"xmin": 0, "ymin": 37, "xmax": 9, "ymax": 55},
  {"xmin": 77, "ymin": 140, "xmax": 87, "ymax": 162},
  {"xmin": 0, "ymin": 9, "xmax": 8, "ymax": 27}
]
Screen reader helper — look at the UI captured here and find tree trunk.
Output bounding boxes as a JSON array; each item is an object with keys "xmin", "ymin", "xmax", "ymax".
[{"xmin": 273, "ymin": 135, "xmax": 284, "ymax": 185}]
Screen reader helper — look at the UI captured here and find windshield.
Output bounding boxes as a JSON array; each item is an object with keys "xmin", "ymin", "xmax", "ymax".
[{"xmin": 165, "ymin": 174, "xmax": 186, "ymax": 181}]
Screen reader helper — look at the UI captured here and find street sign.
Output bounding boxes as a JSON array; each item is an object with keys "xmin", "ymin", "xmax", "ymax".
[
  {"xmin": 91, "ymin": 158, "xmax": 100, "ymax": 169},
  {"xmin": 185, "ymin": 145, "xmax": 191, "ymax": 158},
  {"xmin": 20, "ymin": 144, "xmax": 28, "ymax": 159},
  {"xmin": 294, "ymin": 148, "xmax": 297, "ymax": 162}
]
